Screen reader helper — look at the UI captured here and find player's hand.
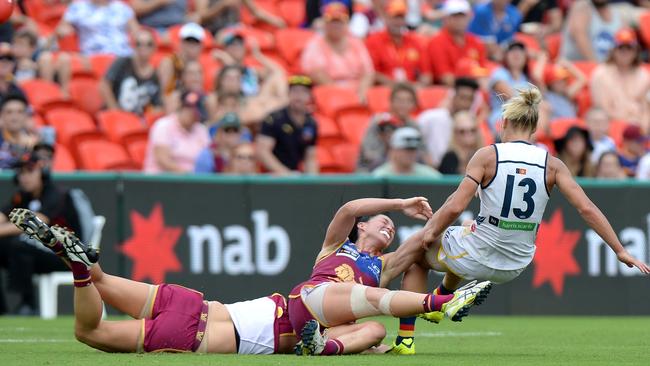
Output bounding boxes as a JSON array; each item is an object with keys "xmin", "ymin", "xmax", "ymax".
[
  {"xmin": 617, "ymin": 251, "xmax": 650, "ymax": 274},
  {"xmin": 401, "ymin": 197, "xmax": 433, "ymax": 221}
]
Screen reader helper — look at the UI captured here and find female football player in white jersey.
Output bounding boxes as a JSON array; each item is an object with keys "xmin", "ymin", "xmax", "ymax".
[{"xmin": 391, "ymin": 86, "xmax": 650, "ymax": 354}]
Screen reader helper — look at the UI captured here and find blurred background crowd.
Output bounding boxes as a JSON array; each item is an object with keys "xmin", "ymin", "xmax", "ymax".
[{"xmin": 1, "ymin": 0, "xmax": 650, "ymax": 179}]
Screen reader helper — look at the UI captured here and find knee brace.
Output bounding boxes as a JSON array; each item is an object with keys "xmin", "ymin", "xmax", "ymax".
[{"xmin": 350, "ymin": 285, "xmax": 397, "ymax": 318}]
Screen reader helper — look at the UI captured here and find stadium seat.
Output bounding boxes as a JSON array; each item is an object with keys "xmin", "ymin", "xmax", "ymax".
[
  {"xmin": 336, "ymin": 108, "xmax": 372, "ymax": 146},
  {"xmin": 313, "ymin": 113, "xmax": 342, "ymax": 146},
  {"xmin": 479, "ymin": 120, "xmax": 495, "ymax": 146},
  {"xmin": 545, "ymin": 33, "xmax": 562, "ymax": 61},
  {"xmin": 549, "ymin": 118, "xmax": 587, "ymax": 139},
  {"xmin": 58, "ymin": 34, "xmax": 80, "ymax": 53},
  {"xmin": 313, "ymin": 85, "xmax": 362, "ymax": 118},
  {"xmin": 24, "ymin": 0, "xmax": 66, "ymax": 28},
  {"xmin": 45, "ymin": 107, "xmax": 101, "ymax": 146},
  {"xmin": 199, "ymin": 53, "xmax": 222, "ymax": 91},
  {"xmin": 237, "ymin": 26, "xmax": 276, "ymax": 52},
  {"xmin": 572, "ymin": 61, "xmax": 598, "ymax": 79},
  {"xmin": 575, "ymin": 88, "xmax": 592, "ymax": 117},
  {"xmin": 417, "ymin": 86, "xmax": 449, "ymax": 111},
  {"xmin": 366, "ymin": 86, "xmax": 392, "ymax": 114},
  {"xmin": 274, "ymin": 28, "xmax": 313, "ymax": 73},
  {"xmin": 52, "ymin": 144, "xmax": 77, "ymax": 172},
  {"xmin": 639, "ymin": 12, "xmax": 650, "ymax": 47},
  {"xmin": 316, "ymin": 146, "xmax": 338, "ymax": 173},
  {"xmin": 31, "ymin": 114, "xmax": 45, "ymax": 128},
  {"xmin": 125, "ymin": 137, "xmax": 149, "ymax": 169},
  {"xmin": 608, "ymin": 120, "xmax": 630, "ymax": 147},
  {"xmin": 514, "ymin": 33, "xmax": 541, "ymax": 52},
  {"xmin": 330, "ymin": 143, "xmax": 360, "ymax": 173},
  {"xmin": 76, "ymin": 139, "xmax": 137, "ymax": 171},
  {"xmin": 97, "ymin": 110, "xmax": 149, "ymax": 144},
  {"xmin": 69, "ymin": 77, "xmax": 104, "ymax": 115},
  {"xmin": 19, "ymin": 79, "xmax": 68, "ymax": 113},
  {"xmin": 89, "ymin": 54, "xmax": 116, "ymax": 79},
  {"xmin": 278, "ymin": 0, "xmax": 306, "ymax": 27},
  {"xmin": 240, "ymin": 0, "xmax": 282, "ymax": 26}
]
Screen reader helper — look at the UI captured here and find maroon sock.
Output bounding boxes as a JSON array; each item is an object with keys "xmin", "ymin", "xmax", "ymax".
[
  {"xmin": 423, "ymin": 293, "xmax": 455, "ymax": 312},
  {"xmin": 320, "ymin": 339, "xmax": 344, "ymax": 355},
  {"xmin": 45, "ymin": 241, "xmax": 68, "ymax": 259},
  {"xmin": 71, "ymin": 262, "xmax": 91, "ymax": 288}
]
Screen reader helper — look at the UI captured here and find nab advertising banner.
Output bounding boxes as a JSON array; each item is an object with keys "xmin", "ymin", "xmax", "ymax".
[{"xmin": 1, "ymin": 174, "xmax": 649, "ymax": 315}]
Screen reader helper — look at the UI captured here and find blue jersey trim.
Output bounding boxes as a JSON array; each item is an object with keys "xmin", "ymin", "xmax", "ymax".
[
  {"xmin": 499, "ymin": 160, "xmax": 546, "ymax": 169},
  {"xmin": 543, "ymin": 151, "xmax": 550, "ymax": 197}
]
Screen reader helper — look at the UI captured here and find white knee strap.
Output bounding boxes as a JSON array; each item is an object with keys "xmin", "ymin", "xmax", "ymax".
[
  {"xmin": 350, "ymin": 284, "xmax": 378, "ymax": 318},
  {"xmin": 378, "ymin": 291, "xmax": 396, "ymax": 316}
]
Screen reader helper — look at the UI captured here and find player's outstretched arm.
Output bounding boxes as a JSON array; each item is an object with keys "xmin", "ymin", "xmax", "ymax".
[
  {"xmin": 423, "ymin": 147, "xmax": 488, "ymax": 246},
  {"xmin": 322, "ymin": 198, "xmax": 432, "ymax": 249},
  {"xmin": 553, "ymin": 157, "xmax": 650, "ymax": 274}
]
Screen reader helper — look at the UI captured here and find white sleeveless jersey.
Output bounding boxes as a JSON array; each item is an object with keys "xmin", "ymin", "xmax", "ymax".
[{"xmin": 466, "ymin": 141, "xmax": 550, "ymax": 270}]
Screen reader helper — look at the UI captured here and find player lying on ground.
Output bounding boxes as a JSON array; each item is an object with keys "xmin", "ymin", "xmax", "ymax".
[
  {"xmin": 9, "ymin": 208, "xmax": 297, "ymax": 354},
  {"xmin": 288, "ymin": 197, "xmax": 492, "ymax": 356},
  {"xmin": 391, "ymin": 86, "xmax": 650, "ymax": 354}
]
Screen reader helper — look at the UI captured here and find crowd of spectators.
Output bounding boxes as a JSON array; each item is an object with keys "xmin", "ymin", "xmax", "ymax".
[{"xmin": 0, "ymin": 0, "xmax": 649, "ymax": 180}]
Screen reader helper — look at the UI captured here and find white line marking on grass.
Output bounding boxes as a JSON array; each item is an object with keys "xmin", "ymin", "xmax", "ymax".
[
  {"xmin": 0, "ymin": 339, "xmax": 74, "ymax": 343},
  {"xmin": 418, "ymin": 331, "xmax": 502, "ymax": 337}
]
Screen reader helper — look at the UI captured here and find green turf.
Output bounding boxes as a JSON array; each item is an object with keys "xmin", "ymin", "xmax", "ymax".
[{"xmin": 1, "ymin": 316, "xmax": 649, "ymax": 365}]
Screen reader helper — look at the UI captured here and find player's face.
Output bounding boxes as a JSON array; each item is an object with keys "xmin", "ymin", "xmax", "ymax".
[{"xmin": 364, "ymin": 215, "xmax": 396, "ymax": 250}]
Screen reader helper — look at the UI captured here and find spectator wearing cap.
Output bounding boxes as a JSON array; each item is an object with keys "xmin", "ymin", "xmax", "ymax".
[
  {"xmin": 585, "ymin": 108, "xmax": 616, "ymax": 165},
  {"xmin": 438, "ymin": 111, "xmax": 484, "ymax": 174},
  {"xmin": 143, "ymin": 91, "xmax": 210, "ymax": 173},
  {"xmin": 227, "ymin": 143, "xmax": 258, "ymax": 175},
  {"xmin": 101, "ymin": 29, "xmax": 162, "ymax": 116},
  {"xmin": 213, "ymin": 33, "xmax": 260, "ymax": 97},
  {"xmin": 512, "ymin": 0, "xmax": 562, "ymax": 37},
  {"xmin": 358, "ymin": 83, "xmax": 422, "ymax": 172},
  {"xmin": 417, "ymin": 77, "xmax": 481, "ymax": 168},
  {"xmin": 554, "ymin": 126, "xmax": 594, "ymax": 177},
  {"xmin": 195, "ymin": 0, "xmax": 285, "ymax": 36},
  {"xmin": 468, "ymin": 0, "xmax": 522, "ymax": 51},
  {"xmin": 0, "ymin": 95, "xmax": 38, "ymax": 170},
  {"xmin": 560, "ymin": 0, "xmax": 631, "ymax": 62},
  {"xmin": 533, "ymin": 56, "xmax": 585, "ymax": 121},
  {"xmin": 0, "ymin": 43, "xmax": 27, "ymax": 105},
  {"xmin": 194, "ymin": 112, "xmax": 245, "ymax": 173},
  {"xmin": 487, "ymin": 40, "xmax": 547, "ymax": 132},
  {"xmin": 257, "ymin": 76, "xmax": 318, "ymax": 175},
  {"xmin": 365, "ymin": 0, "xmax": 432, "ymax": 86},
  {"xmin": 595, "ymin": 151, "xmax": 627, "ymax": 179},
  {"xmin": 50, "ymin": 0, "xmax": 139, "ymax": 97},
  {"xmin": 131, "ymin": 0, "xmax": 192, "ymax": 32},
  {"xmin": 428, "ymin": 0, "xmax": 488, "ymax": 86},
  {"xmin": 618, "ymin": 125, "xmax": 647, "ymax": 177},
  {"xmin": 590, "ymin": 28, "xmax": 650, "ymax": 132},
  {"xmin": 300, "ymin": 1, "xmax": 375, "ymax": 103},
  {"xmin": 158, "ymin": 22, "xmax": 205, "ymax": 96},
  {"xmin": 372, "ymin": 127, "xmax": 441, "ymax": 177},
  {"xmin": 0, "ymin": 152, "xmax": 77, "ymax": 315}
]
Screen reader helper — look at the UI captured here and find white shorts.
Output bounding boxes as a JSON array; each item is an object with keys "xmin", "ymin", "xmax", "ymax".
[
  {"xmin": 435, "ymin": 226, "xmax": 526, "ymax": 284},
  {"xmin": 225, "ymin": 297, "xmax": 277, "ymax": 355}
]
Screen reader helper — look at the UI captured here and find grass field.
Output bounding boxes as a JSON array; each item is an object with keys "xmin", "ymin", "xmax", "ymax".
[{"xmin": 1, "ymin": 315, "xmax": 649, "ymax": 366}]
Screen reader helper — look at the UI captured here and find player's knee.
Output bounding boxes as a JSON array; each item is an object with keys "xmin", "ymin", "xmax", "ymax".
[
  {"xmin": 74, "ymin": 327, "xmax": 91, "ymax": 345},
  {"xmin": 362, "ymin": 321, "xmax": 386, "ymax": 345}
]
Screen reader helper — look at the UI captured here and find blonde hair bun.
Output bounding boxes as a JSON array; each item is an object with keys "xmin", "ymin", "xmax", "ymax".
[{"xmin": 501, "ymin": 84, "xmax": 541, "ymax": 131}]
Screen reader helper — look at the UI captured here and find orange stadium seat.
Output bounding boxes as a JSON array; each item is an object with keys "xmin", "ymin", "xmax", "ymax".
[
  {"xmin": 366, "ymin": 86, "xmax": 392, "ymax": 114},
  {"xmin": 45, "ymin": 107, "xmax": 101, "ymax": 146},
  {"xmin": 278, "ymin": 0, "xmax": 306, "ymax": 27},
  {"xmin": 316, "ymin": 146, "xmax": 338, "ymax": 173},
  {"xmin": 337, "ymin": 108, "xmax": 372, "ymax": 146},
  {"xmin": 274, "ymin": 28, "xmax": 313, "ymax": 73},
  {"xmin": 97, "ymin": 110, "xmax": 148, "ymax": 144},
  {"xmin": 549, "ymin": 118, "xmax": 587, "ymax": 139},
  {"xmin": 575, "ymin": 88, "xmax": 592, "ymax": 117},
  {"xmin": 330, "ymin": 143, "xmax": 360, "ymax": 173},
  {"xmin": 572, "ymin": 61, "xmax": 598, "ymax": 79},
  {"xmin": 52, "ymin": 144, "xmax": 77, "ymax": 172},
  {"xmin": 639, "ymin": 12, "xmax": 650, "ymax": 47},
  {"xmin": 76, "ymin": 139, "xmax": 137, "ymax": 171},
  {"xmin": 417, "ymin": 86, "xmax": 449, "ymax": 111},
  {"xmin": 69, "ymin": 77, "xmax": 104, "ymax": 115},
  {"xmin": 240, "ymin": 0, "xmax": 281, "ymax": 26},
  {"xmin": 313, "ymin": 113, "xmax": 342, "ymax": 146},
  {"xmin": 19, "ymin": 79, "xmax": 68, "ymax": 113},
  {"xmin": 514, "ymin": 33, "xmax": 541, "ymax": 52},
  {"xmin": 608, "ymin": 120, "xmax": 630, "ymax": 147},
  {"xmin": 31, "ymin": 114, "xmax": 46, "ymax": 128},
  {"xmin": 237, "ymin": 26, "xmax": 276, "ymax": 52},
  {"xmin": 199, "ymin": 53, "xmax": 222, "ymax": 92},
  {"xmin": 125, "ymin": 137, "xmax": 149, "ymax": 169},
  {"xmin": 89, "ymin": 54, "xmax": 116, "ymax": 79},
  {"xmin": 545, "ymin": 33, "xmax": 562, "ymax": 61},
  {"xmin": 313, "ymin": 85, "xmax": 362, "ymax": 117}
]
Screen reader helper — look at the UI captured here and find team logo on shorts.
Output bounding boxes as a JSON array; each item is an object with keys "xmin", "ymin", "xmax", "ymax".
[{"xmin": 335, "ymin": 264, "xmax": 355, "ymax": 282}]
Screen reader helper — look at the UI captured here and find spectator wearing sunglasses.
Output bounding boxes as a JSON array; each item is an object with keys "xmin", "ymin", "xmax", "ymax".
[
  {"xmin": 438, "ymin": 111, "xmax": 484, "ymax": 175},
  {"xmin": 194, "ymin": 112, "xmax": 245, "ymax": 173},
  {"xmin": 590, "ymin": 29, "xmax": 650, "ymax": 132},
  {"xmin": 357, "ymin": 82, "xmax": 421, "ymax": 172},
  {"xmin": 100, "ymin": 29, "xmax": 162, "ymax": 116},
  {"xmin": 158, "ymin": 23, "xmax": 205, "ymax": 96},
  {"xmin": 257, "ymin": 76, "xmax": 318, "ymax": 175},
  {"xmin": 372, "ymin": 127, "xmax": 441, "ymax": 177}
]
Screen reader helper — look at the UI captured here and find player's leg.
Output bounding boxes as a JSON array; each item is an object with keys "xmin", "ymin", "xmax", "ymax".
[
  {"xmin": 392, "ymin": 259, "xmax": 430, "ymax": 354},
  {"xmin": 297, "ymin": 321, "xmax": 386, "ymax": 355},
  {"xmin": 90, "ymin": 264, "xmax": 154, "ymax": 319}
]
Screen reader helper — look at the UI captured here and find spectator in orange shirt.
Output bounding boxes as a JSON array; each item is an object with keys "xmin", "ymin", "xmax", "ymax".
[
  {"xmin": 300, "ymin": 1, "xmax": 374, "ymax": 103},
  {"xmin": 428, "ymin": 0, "xmax": 487, "ymax": 87},
  {"xmin": 365, "ymin": 0, "xmax": 432, "ymax": 86}
]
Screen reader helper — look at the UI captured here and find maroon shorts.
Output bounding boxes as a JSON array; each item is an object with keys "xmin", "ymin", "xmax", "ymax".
[
  {"xmin": 287, "ymin": 282, "xmax": 322, "ymax": 336},
  {"xmin": 143, "ymin": 284, "xmax": 209, "ymax": 353},
  {"xmin": 268, "ymin": 293, "xmax": 294, "ymax": 352}
]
